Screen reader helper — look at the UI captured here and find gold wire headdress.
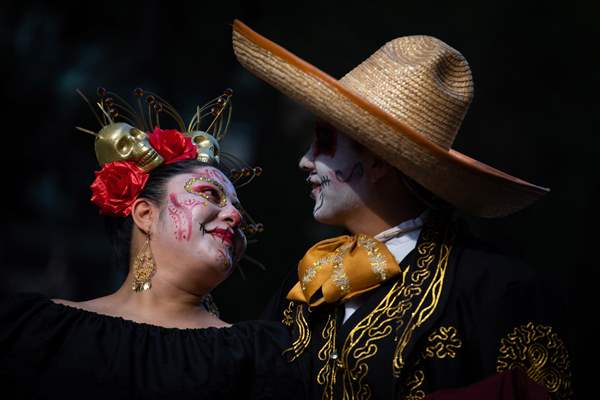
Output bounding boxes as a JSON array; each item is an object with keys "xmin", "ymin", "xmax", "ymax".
[
  {"xmin": 77, "ymin": 87, "xmax": 265, "ymax": 237},
  {"xmin": 77, "ymin": 88, "xmax": 261, "ymax": 183}
]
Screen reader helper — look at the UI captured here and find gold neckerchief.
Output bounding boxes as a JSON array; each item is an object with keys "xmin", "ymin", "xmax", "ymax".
[{"xmin": 287, "ymin": 234, "xmax": 400, "ymax": 307}]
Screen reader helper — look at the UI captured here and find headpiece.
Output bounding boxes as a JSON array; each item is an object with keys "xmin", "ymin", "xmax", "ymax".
[
  {"xmin": 77, "ymin": 87, "xmax": 263, "ymax": 235},
  {"xmin": 232, "ymin": 20, "xmax": 550, "ymax": 217}
]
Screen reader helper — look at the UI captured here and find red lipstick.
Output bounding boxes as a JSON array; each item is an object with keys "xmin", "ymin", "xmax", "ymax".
[{"xmin": 208, "ymin": 228, "xmax": 234, "ymax": 246}]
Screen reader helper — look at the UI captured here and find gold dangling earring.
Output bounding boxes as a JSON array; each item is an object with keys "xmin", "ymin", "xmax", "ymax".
[{"xmin": 132, "ymin": 231, "xmax": 156, "ymax": 292}]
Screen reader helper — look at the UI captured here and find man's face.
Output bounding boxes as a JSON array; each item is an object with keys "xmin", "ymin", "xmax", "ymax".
[{"xmin": 298, "ymin": 120, "xmax": 368, "ymax": 225}]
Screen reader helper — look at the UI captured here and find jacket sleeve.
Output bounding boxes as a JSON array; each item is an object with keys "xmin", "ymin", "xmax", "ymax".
[
  {"xmin": 450, "ymin": 248, "xmax": 573, "ymax": 400},
  {"xmin": 398, "ymin": 243, "xmax": 574, "ymax": 400}
]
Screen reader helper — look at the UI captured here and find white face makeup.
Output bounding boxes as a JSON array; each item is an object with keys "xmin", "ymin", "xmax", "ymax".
[
  {"xmin": 152, "ymin": 166, "xmax": 246, "ymax": 286},
  {"xmin": 298, "ymin": 121, "xmax": 368, "ymax": 225}
]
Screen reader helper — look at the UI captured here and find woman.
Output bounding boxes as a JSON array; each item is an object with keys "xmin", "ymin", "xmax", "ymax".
[{"xmin": 0, "ymin": 89, "xmax": 303, "ymax": 399}]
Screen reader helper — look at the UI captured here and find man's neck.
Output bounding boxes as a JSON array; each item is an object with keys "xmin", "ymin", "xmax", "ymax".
[{"xmin": 345, "ymin": 205, "xmax": 426, "ymax": 236}]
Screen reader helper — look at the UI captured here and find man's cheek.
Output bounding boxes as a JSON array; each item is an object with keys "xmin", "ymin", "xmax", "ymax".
[{"xmin": 334, "ymin": 162, "xmax": 364, "ymax": 183}]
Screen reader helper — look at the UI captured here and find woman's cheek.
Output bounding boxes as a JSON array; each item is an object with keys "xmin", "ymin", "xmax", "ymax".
[{"xmin": 213, "ymin": 248, "xmax": 232, "ymax": 272}]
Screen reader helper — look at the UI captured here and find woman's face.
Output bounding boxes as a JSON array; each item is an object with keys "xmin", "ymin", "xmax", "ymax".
[{"xmin": 151, "ymin": 166, "xmax": 246, "ymax": 290}]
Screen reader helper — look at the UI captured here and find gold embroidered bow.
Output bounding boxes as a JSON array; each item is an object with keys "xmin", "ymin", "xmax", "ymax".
[{"xmin": 287, "ymin": 234, "xmax": 401, "ymax": 307}]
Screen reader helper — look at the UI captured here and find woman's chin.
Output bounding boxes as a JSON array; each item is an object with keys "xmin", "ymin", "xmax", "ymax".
[{"xmin": 213, "ymin": 250, "xmax": 234, "ymax": 273}]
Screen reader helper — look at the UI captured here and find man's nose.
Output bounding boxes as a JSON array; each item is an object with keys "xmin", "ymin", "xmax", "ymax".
[{"xmin": 298, "ymin": 146, "xmax": 315, "ymax": 172}]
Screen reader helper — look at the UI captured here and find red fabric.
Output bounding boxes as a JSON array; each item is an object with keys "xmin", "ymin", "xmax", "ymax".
[
  {"xmin": 424, "ymin": 369, "xmax": 550, "ymax": 400},
  {"xmin": 90, "ymin": 161, "xmax": 149, "ymax": 217},
  {"xmin": 148, "ymin": 127, "xmax": 197, "ymax": 164}
]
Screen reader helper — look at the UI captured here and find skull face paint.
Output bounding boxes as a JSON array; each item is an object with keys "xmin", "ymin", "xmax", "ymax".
[
  {"xmin": 299, "ymin": 121, "xmax": 368, "ymax": 225},
  {"xmin": 168, "ymin": 194, "xmax": 207, "ymax": 242},
  {"xmin": 154, "ymin": 166, "xmax": 246, "ymax": 284}
]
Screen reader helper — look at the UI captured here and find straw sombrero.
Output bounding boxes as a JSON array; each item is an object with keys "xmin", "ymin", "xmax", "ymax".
[{"xmin": 231, "ymin": 20, "xmax": 549, "ymax": 217}]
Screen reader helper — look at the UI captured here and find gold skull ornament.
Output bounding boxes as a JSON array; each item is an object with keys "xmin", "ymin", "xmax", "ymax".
[
  {"xmin": 189, "ymin": 131, "xmax": 220, "ymax": 164},
  {"xmin": 94, "ymin": 122, "xmax": 164, "ymax": 172}
]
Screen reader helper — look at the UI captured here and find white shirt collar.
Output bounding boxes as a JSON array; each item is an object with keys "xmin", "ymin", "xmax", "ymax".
[{"xmin": 374, "ymin": 211, "xmax": 428, "ymax": 243}]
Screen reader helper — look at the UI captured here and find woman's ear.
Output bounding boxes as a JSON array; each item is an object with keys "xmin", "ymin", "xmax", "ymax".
[{"xmin": 130, "ymin": 198, "xmax": 156, "ymax": 234}]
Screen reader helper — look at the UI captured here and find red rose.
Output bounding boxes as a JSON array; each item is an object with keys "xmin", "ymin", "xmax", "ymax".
[
  {"xmin": 90, "ymin": 161, "xmax": 149, "ymax": 217},
  {"xmin": 148, "ymin": 127, "xmax": 197, "ymax": 164}
]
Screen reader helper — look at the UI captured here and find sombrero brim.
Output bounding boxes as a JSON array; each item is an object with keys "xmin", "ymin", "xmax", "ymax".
[{"xmin": 232, "ymin": 20, "xmax": 549, "ymax": 217}]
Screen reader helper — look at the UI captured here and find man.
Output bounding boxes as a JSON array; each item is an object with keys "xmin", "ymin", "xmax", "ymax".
[{"xmin": 232, "ymin": 20, "xmax": 572, "ymax": 399}]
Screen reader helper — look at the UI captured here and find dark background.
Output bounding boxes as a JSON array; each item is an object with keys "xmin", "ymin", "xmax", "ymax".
[{"xmin": 1, "ymin": 0, "xmax": 589, "ymax": 393}]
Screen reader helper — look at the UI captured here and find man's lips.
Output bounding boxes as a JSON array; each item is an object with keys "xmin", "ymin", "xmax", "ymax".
[{"xmin": 307, "ymin": 177, "xmax": 321, "ymax": 199}]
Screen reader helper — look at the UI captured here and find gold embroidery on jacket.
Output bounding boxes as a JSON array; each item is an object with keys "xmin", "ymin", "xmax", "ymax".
[
  {"xmin": 400, "ymin": 326, "xmax": 462, "ymax": 399},
  {"xmin": 305, "ymin": 216, "xmax": 453, "ymax": 399},
  {"xmin": 393, "ymin": 223, "xmax": 455, "ymax": 376},
  {"xmin": 327, "ymin": 217, "xmax": 455, "ymax": 399},
  {"xmin": 283, "ymin": 304, "xmax": 311, "ymax": 361},
  {"xmin": 282, "ymin": 301, "xmax": 294, "ymax": 327},
  {"xmin": 403, "ymin": 369, "xmax": 426, "ymax": 400},
  {"xmin": 340, "ymin": 277, "xmax": 408, "ymax": 399},
  {"xmin": 423, "ymin": 326, "xmax": 462, "ymax": 359},
  {"xmin": 497, "ymin": 322, "xmax": 572, "ymax": 400},
  {"xmin": 317, "ymin": 313, "xmax": 338, "ymax": 400}
]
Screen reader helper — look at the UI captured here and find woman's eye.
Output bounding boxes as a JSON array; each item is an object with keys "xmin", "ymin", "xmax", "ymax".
[
  {"xmin": 184, "ymin": 178, "xmax": 227, "ymax": 207},
  {"xmin": 201, "ymin": 188, "xmax": 220, "ymax": 202}
]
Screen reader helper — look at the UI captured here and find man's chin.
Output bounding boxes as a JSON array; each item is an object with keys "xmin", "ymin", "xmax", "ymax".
[{"xmin": 313, "ymin": 208, "xmax": 342, "ymax": 226}]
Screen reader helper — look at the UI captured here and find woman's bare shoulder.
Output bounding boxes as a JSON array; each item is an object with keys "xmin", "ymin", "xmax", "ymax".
[{"xmin": 50, "ymin": 296, "xmax": 114, "ymax": 313}]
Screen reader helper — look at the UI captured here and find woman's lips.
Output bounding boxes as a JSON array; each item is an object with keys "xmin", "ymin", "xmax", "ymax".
[{"xmin": 208, "ymin": 228, "xmax": 234, "ymax": 247}]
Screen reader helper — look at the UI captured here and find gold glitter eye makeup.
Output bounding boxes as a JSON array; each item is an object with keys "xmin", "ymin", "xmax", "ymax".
[{"xmin": 184, "ymin": 177, "xmax": 227, "ymax": 207}]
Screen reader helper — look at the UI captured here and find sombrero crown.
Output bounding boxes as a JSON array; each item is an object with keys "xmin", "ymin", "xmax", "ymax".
[
  {"xmin": 340, "ymin": 35, "xmax": 473, "ymax": 150},
  {"xmin": 232, "ymin": 20, "xmax": 548, "ymax": 217}
]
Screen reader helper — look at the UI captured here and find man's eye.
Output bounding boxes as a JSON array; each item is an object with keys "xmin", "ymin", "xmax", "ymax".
[{"xmin": 312, "ymin": 123, "xmax": 337, "ymax": 157}]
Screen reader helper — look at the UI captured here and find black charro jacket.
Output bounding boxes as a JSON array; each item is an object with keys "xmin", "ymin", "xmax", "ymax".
[{"xmin": 262, "ymin": 214, "xmax": 572, "ymax": 400}]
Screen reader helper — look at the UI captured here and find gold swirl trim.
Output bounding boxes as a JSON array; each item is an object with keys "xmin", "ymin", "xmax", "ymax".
[
  {"xmin": 317, "ymin": 313, "xmax": 338, "ymax": 399},
  {"xmin": 340, "ymin": 278, "xmax": 407, "ymax": 399},
  {"xmin": 282, "ymin": 300, "xmax": 295, "ymax": 327},
  {"xmin": 423, "ymin": 326, "xmax": 462, "ymax": 359},
  {"xmin": 497, "ymin": 322, "xmax": 572, "ymax": 400},
  {"xmin": 403, "ymin": 369, "xmax": 426, "ymax": 400},
  {"xmin": 392, "ymin": 223, "xmax": 455, "ymax": 376},
  {"xmin": 283, "ymin": 304, "xmax": 312, "ymax": 361}
]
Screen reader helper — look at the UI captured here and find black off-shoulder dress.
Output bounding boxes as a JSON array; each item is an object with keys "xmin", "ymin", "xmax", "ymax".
[{"xmin": 0, "ymin": 293, "xmax": 304, "ymax": 400}]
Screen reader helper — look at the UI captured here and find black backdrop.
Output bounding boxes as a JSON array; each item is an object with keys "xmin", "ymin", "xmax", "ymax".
[{"xmin": 1, "ymin": 1, "xmax": 589, "ymax": 393}]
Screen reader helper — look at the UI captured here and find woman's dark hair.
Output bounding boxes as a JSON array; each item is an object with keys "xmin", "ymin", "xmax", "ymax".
[{"xmin": 105, "ymin": 159, "xmax": 216, "ymax": 272}]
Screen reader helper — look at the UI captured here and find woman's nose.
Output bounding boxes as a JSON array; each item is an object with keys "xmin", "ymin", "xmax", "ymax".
[{"xmin": 221, "ymin": 204, "xmax": 242, "ymax": 228}]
